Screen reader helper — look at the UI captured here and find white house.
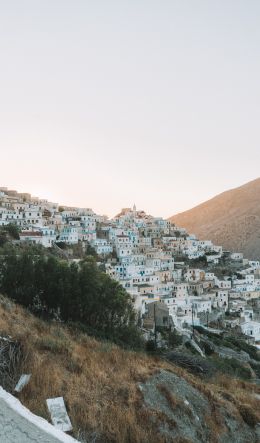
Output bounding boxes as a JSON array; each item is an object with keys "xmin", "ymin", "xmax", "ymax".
[
  {"xmin": 58, "ymin": 227, "xmax": 79, "ymax": 244},
  {"xmin": 92, "ymin": 239, "xmax": 113, "ymax": 255},
  {"xmin": 20, "ymin": 231, "xmax": 44, "ymax": 245},
  {"xmin": 240, "ymin": 321, "xmax": 260, "ymax": 342},
  {"xmin": 230, "ymin": 252, "xmax": 243, "ymax": 261},
  {"xmin": 216, "ymin": 279, "xmax": 232, "ymax": 289}
]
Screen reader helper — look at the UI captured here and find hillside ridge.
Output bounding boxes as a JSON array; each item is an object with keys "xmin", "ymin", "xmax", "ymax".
[{"xmin": 170, "ymin": 178, "xmax": 260, "ymax": 259}]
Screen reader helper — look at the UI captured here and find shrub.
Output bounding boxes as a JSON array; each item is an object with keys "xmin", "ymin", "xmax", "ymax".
[
  {"xmin": 211, "ymin": 356, "xmax": 252, "ymax": 380},
  {"xmin": 203, "ymin": 341, "xmax": 215, "ymax": 356},
  {"xmin": 226, "ymin": 337, "xmax": 260, "ymax": 361},
  {"xmin": 5, "ymin": 224, "xmax": 20, "ymax": 240},
  {"xmin": 146, "ymin": 340, "xmax": 157, "ymax": 352},
  {"xmin": 239, "ymin": 404, "xmax": 259, "ymax": 427},
  {"xmin": 36, "ymin": 336, "xmax": 71, "ymax": 355},
  {"xmin": 168, "ymin": 329, "xmax": 183, "ymax": 348}
]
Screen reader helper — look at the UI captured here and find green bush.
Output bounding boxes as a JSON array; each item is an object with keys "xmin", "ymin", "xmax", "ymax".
[
  {"xmin": 250, "ymin": 361, "xmax": 260, "ymax": 378},
  {"xmin": 203, "ymin": 341, "xmax": 215, "ymax": 356},
  {"xmin": 226, "ymin": 337, "xmax": 260, "ymax": 361},
  {"xmin": 210, "ymin": 356, "xmax": 252, "ymax": 380},
  {"xmin": 146, "ymin": 340, "xmax": 157, "ymax": 352},
  {"xmin": 0, "ymin": 224, "xmax": 20, "ymax": 245},
  {"xmin": 5, "ymin": 224, "xmax": 20, "ymax": 240},
  {"xmin": 168, "ymin": 329, "xmax": 183, "ymax": 348}
]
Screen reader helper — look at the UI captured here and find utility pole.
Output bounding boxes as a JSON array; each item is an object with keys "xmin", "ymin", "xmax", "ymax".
[
  {"xmin": 154, "ymin": 302, "xmax": 157, "ymax": 348},
  {"xmin": 191, "ymin": 303, "xmax": 194, "ymax": 338}
]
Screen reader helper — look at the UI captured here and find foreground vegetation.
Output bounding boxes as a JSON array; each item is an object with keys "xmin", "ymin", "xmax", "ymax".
[
  {"xmin": 0, "ymin": 223, "xmax": 20, "ymax": 246},
  {"xmin": 0, "ymin": 296, "xmax": 260, "ymax": 443},
  {"xmin": 0, "ymin": 242, "xmax": 260, "ymax": 440},
  {"xmin": 0, "ymin": 243, "xmax": 142, "ymax": 348}
]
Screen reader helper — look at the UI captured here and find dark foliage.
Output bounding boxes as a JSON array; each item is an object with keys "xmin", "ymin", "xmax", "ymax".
[
  {"xmin": 210, "ymin": 356, "xmax": 252, "ymax": 380},
  {"xmin": 5, "ymin": 224, "xmax": 20, "ymax": 240},
  {"xmin": 0, "ymin": 224, "xmax": 20, "ymax": 246},
  {"xmin": 0, "ymin": 245, "xmax": 143, "ymax": 349}
]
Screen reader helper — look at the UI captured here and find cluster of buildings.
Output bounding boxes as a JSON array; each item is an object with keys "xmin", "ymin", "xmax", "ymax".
[{"xmin": 1, "ymin": 187, "xmax": 260, "ymax": 346}]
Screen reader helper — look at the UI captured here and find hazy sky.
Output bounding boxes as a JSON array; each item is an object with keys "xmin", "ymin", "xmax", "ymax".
[{"xmin": 1, "ymin": 1, "xmax": 259, "ymax": 217}]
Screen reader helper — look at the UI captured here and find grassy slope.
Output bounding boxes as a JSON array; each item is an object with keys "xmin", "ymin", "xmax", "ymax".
[{"xmin": 0, "ymin": 295, "xmax": 260, "ymax": 443}]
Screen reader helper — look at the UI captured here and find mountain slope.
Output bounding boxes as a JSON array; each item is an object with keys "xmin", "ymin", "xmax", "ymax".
[{"xmin": 169, "ymin": 178, "xmax": 260, "ymax": 259}]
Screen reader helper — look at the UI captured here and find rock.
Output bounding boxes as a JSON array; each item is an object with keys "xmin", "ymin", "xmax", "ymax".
[{"xmin": 140, "ymin": 369, "xmax": 258, "ymax": 443}]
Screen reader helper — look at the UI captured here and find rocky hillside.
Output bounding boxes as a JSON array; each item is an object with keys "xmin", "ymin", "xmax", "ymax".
[
  {"xmin": 169, "ymin": 178, "xmax": 260, "ymax": 259},
  {"xmin": 0, "ymin": 295, "xmax": 260, "ymax": 443}
]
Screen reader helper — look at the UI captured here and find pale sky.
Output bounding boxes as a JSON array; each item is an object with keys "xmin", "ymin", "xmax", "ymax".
[{"xmin": 1, "ymin": 1, "xmax": 259, "ymax": 217}]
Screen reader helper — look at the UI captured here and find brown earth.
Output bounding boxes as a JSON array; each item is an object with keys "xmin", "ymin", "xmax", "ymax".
[{"xmin": 169, "ymin": 178, "xmax": 260, "ymax": 260}]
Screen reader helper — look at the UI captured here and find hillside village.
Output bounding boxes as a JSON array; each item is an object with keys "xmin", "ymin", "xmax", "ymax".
[{"xmin": 1, "ymin": 186, "xmax": 260, "ymax": 348}]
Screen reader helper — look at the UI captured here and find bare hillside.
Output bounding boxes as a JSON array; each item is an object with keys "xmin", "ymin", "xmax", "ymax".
[{"xmin": 170, "ymin": 178, "xmax": 260, "ymax": 260}]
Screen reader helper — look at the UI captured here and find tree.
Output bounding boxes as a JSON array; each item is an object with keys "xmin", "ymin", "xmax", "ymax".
[
  {"xmin": 0, "ymin": 224, "xmax": 20, "ymax": 246},
  {"xmin": 0, "ymin": 245, "xmax": 142, "ymax": 349},
  {"xmin": 5, "ymin": 224, "xmax": 20, "ymax": 240}
]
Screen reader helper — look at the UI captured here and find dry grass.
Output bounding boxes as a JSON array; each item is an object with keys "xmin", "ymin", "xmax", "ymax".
[
  {"xmin": 157, "ymin": 383, "xmax": 180, "ymax": 410},
  {"xmin": 213, "ymin": 373, "xmax": 260, "ymax": 424},
  {"xmin": 0, "ymin": 295, "xmax": 260, "ymax": 442},
  {"xmin": 238, "ymin": 404, "xmax": 259, "ymax": 428},
  {"xmin": 0, "ymin": 296, "xmax": 170, "ymax": 442}
]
